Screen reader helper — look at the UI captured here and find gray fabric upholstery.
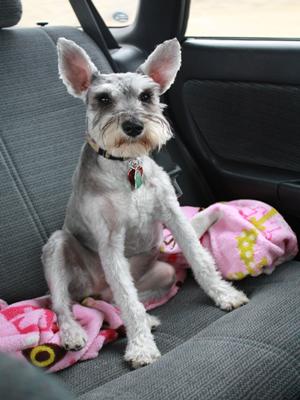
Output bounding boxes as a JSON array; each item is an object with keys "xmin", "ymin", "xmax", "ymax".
[
  {"xmin": 0, "ymin": 0, "xmax": 22, "ymax": 28},
  {"xmin": 82, "ymin": 339, "xmax": 299, "ymax": 400},
  {"xmin": 57, "ymin": 262, "xmax": 300, "ymax": 399},
  {"xmin": 75, "ymin": 261, "xmax": 300, "ymax": 400},
  {"xmin": 0, "ymin": 353, "xmax": 74, "ymax": 400},
  {"xmin": 0, "ymin": 26, "xmax": 112, "ymax": 302}
]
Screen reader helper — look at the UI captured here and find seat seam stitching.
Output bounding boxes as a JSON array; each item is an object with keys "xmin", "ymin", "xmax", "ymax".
[
  {"xmin": 197, "ymin": 336, "xmax": 300, "ymax": 376},
  {"xmin": 0, "ymin": 134, "xmax": 48, "ymax": 243}
]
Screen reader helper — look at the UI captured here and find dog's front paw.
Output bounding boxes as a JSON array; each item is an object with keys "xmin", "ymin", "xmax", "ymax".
[
  {"xmin": 125, "ymin": 338, "xmax": 161, "ymax": 369},
  {"xmin": 214, "ymin": 286, "xmax": 249, "ymax": 311},
  {"xmin": 60, "ymin": 320, "xmax": 88, "ymax": 351}
]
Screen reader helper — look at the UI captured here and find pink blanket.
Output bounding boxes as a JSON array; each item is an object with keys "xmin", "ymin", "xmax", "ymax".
[
  {"xmin": 0, "ymin": 200, "xmax": 297, "ymax": 372},
  {"xmin": 0, "ymin": 269, "xmax": 186, "ymax": 372},
  {"xmin": 160, "ymin": 200, "xmax": 298, "ymax": 280}
]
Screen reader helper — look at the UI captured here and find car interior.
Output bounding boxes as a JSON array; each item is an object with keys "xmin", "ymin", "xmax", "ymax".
[{"xmin": 0, "ymin": 0, "xmax": 299, "ymax": 399}]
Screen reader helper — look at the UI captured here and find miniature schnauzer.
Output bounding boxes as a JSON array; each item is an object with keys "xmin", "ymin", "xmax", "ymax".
[{"xmin": 42, "ymin": 37, "xmax": 249, "ymax": 368}]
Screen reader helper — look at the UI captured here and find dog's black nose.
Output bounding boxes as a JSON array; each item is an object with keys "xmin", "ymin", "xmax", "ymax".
[{"xmin": 122, "ymin": 120, "xmax": 144, "ymax": 137}]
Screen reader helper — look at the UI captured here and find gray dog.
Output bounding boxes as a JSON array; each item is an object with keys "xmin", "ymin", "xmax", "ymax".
[{"xmin": 42, "ymin": 37, "xmax": 249, "ymax": 368}]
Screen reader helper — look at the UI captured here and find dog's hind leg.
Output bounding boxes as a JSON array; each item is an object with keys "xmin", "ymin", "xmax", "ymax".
[
  {"xmin": 135, "ymin": 260, "xmax": 176, "ymax": 330},
  {"xmin": 42, "ymin": 230, "xmax": 88, "ymax": 351},
  {"xmin": 135, "ymin": 260, "xmax": 176, "ymax": 302}
]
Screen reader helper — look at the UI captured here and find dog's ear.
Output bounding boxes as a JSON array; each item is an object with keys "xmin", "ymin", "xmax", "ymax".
[
  {"xmin": 137, "ymin": 38, "xmax": 181, "ymax": 94},
  {"xmin": 57, "ymin": 38, "xmax": 98, "ymax": 99}
]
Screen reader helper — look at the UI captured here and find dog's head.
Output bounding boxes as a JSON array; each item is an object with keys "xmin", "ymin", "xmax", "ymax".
[{"xmin": 57, "ymin": 38, "xmax": 181, "ymax": 158}]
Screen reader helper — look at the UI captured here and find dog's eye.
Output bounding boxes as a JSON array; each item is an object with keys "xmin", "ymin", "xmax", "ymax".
[
  {"xmin": 96, "ymin": 93, "xmax": 112, "ymax": 105},
  {"xmin": 139, "ymin": 91, "xmax": 152, "ymax": 103}
]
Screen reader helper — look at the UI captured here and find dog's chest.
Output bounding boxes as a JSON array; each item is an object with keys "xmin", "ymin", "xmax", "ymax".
[
  {"xmin": 70, "ymin": 154, "xmax": 168, "ymax": 256},
  {"xmin": 124, "ymin": 180, "xmax": 163, "ymax": 256}
]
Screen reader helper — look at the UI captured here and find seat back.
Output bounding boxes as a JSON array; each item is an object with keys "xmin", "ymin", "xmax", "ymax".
[{"xmin": 0, "ymin": 0, "xmax": 112, "ymax": 302}]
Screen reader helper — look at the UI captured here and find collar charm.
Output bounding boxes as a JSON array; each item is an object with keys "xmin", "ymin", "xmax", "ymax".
[{"xmin": 128, "ymin": 159, "xmax": 143, "ymax": 189}]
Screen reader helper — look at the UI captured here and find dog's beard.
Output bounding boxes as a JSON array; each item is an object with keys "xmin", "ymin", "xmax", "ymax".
[{"xmin": 91, "ymin": 113, "xmax": 173, "ymax": 158}]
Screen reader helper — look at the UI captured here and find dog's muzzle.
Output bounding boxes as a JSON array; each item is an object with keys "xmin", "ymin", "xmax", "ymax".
[{"xmin": 122, "ymin": 119, "xmax": 144, "ymax": 138}]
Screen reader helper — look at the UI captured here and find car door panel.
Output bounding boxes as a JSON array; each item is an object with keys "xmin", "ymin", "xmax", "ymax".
[{"xmin": 168, "ymin": 38, "xmax": 300, "ymax": 234}]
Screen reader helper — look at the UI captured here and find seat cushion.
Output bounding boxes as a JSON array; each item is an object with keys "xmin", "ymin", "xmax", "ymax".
[
  {"xmin": 0, "ymin": 353, "xmax": 73, "ymax": 400},
  {"xmin": 57, "ymin": 261, "xmax": 300, "ymax": 398},
  {"xmin": 0, "ymin": 26, "xmax": 112, "ymax": 303}
]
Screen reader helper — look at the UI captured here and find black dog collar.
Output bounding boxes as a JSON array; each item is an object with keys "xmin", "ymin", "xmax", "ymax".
[{"xmin": 86, "ymin": 134, "xmax": 129, "ymax": 161}]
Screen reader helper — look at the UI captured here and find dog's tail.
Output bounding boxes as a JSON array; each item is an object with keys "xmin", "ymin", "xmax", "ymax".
[{"xmin": 190, "ymin": 207, "xmax": 222, "ymax": 238}]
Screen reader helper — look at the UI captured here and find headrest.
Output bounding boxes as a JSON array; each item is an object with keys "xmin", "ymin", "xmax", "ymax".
[{"xmin": 0, "ymin": 0, "xmax": 22, "ymax": 28}]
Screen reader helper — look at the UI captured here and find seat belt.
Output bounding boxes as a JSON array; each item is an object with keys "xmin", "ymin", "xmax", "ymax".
[
  {"xmin": 151, "ymin": 149, "xmax": 183, "ymax": 198},
  {"xmin": 69, "ymin": 0, "xmax": 120, "ymax": 72}
]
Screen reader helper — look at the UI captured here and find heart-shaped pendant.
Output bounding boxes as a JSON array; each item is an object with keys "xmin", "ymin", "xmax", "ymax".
[{"xmin": 128, "ymin": 159, "xmax": 143, "ymax": 189}]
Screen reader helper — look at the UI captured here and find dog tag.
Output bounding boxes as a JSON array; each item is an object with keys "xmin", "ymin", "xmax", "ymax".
[
  {"xmin": 128, "ymin": 159, "xmax": 143, "ymax": 189},
  {"xmin": 134, "ymin": 168, "xmax": 143, "ymax": 189}
]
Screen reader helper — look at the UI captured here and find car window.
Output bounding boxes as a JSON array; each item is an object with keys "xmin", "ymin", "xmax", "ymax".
[
  {"xmin": 19, "ymin": 0, "xmax": 139, "ymax": 27},
  {"xmin": 187, "ymin": 0, "xmax": 300, "ymax": 38}
]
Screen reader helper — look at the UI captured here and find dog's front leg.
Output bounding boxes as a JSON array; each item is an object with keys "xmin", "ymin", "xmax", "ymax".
[
  {"xmin": 160, "ymin": 198, "xmax": 249, "ymax": 310},
  {"xmin": 98, "ymin": 228, "xmax": 161, "ymax": 368}
]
